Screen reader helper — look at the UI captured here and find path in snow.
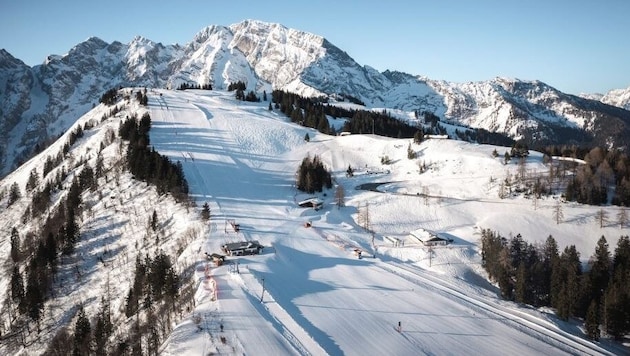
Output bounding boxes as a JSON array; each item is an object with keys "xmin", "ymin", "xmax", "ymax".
[{"xmin": 149, "ymin": 89, "xmax": 616, "ymax": 356}]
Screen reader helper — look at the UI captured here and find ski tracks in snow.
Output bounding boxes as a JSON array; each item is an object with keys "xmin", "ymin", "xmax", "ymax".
[
  {"xmin": 214, "ymin": 268, "xmax": 328, "ymax": 356},
  {"xmin": 377, "ymin": 261, "xmax": 614, "ymax": 356}
]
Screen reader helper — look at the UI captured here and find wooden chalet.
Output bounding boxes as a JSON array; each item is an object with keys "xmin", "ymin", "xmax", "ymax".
[{"xmin": 298, "ymin": 198, "xmax": 323, "ymax": 210}]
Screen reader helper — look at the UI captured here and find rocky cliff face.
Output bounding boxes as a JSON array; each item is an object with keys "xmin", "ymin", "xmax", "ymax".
[
  {"xmin": 1, "ymin": 19, "xmax": 629, "ymax": 176},
  {"xmin": 0, "ymin": 49, "xmax": 39, "ymax": 172},
  {"xmin": 423, "ymin": 78, "xmax": 630, "ymax": 147}
]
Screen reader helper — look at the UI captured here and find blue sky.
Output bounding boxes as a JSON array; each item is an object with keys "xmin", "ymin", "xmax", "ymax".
[{"xmin": 1, "ymin": 0, "xmax": 628, "ymax": 94}]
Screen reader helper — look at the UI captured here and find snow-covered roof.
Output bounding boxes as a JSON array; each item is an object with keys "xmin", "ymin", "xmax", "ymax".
[
  {"xmin": 410, "ymin": 228, "xmax": 446, "ymax": 242},
  {"xmin": 298, "ymin": 198, "xmax": 323, "ymax": 206},
  {"xmin": 223, "ymin": 241, "xmax": 262, "ymax": 251}
]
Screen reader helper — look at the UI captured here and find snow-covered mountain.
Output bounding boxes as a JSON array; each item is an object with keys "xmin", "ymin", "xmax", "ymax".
[
  {"xmin": 1, "ymin": 88, "xmax": 625, "ymax": 355},
  {"xmin": 580, "ymin": 87, "xmax": 630, "ymax": 111},
  {"xmin": 1, "ymin": 19, "xmax": 630, "ymax": 177},
  {"xmin": 600, "ymin": 87, "xmax": 630, "ymax": 110}
]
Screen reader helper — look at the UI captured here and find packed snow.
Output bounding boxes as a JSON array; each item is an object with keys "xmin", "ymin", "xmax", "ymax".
[
  {"xmin": 140, "ymin": 89, "xmax": 624, "ymax": 355},
  {"xmin": 1, "ymin": 87, "xmax": 626, "ymax": 355}
]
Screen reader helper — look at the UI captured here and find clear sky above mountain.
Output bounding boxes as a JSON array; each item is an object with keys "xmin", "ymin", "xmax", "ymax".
[{"xmin": 2, "ymin": 0, "xmax": 628, "ymax": 95}]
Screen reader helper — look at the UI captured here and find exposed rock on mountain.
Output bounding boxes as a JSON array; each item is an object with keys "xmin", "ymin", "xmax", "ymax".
[{"xmin": 1, "ymin": 19, "xmax": 629, "ymax": 176}]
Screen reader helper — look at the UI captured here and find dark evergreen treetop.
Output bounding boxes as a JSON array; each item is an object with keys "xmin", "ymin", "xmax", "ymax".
[
  {"xmin": 296, "ymin": 155, "xmax": 332, "ymax": 194},
  {"xmin": 119, "ymin": 113, "xmax": 189, "ymax": 202},
  {"xmin": 99, "ymin": 88, "xmax": 119, "ymax": 106}
]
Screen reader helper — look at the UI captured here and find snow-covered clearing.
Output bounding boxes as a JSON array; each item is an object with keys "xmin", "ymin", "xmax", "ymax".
[{"xmin": 143, "ymin": 89, "xmax": 625, "ymax": 355}]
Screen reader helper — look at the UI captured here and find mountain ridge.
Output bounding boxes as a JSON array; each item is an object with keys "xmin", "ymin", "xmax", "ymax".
[{"xmin": 1, "ymin": 19, "xmax": 629, "ymax": 177}]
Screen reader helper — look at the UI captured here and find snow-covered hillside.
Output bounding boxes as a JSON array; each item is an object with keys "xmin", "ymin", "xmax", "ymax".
[
  {"xmin": 0, "ymin": 91, "xmax": 206, "ymax": 355},
  {"xmin": 2, "ymin": 20, "xmax": 630, "ymax": 178},
  {"xmin": 152, "ymin": 90, "xmax": 627, "ymax": 355},
  {"xmin": 156, "ymin": 90, "xmax": 630, "ymax": 354},
  {"xmin": 2, "ymin": 88, "xmax": 629, "ymax": 354}
]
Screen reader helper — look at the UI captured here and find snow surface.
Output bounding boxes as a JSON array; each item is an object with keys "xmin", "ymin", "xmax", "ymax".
[
  {"xmin": 1, "ymin": 87, "xmax": 627, "ymax": 355},
  {"xmin": 0, "ymin": 92, "xmax": 206, "ymax": 355},
  {"xmin": 140, "ymin": 89, "xmax": 625, "ymax": 355}
]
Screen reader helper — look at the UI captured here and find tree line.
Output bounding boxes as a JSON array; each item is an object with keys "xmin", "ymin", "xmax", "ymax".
[
  {"xmin": 272, "ymin": 89, "xmax": 423, "ymax": 138},
  {"xmin": 227, "ymin": 81, "xmax": 260, "ymax": 102},
  {"xmin": 177, "ymin": 82, "xmax": 213, "ymax": 91},
  {"xmin": 135, "ymin": 88, "xmax": 148, "ymax": 106},
  {"xmin": 99, "ymin": 87, "xmax": 120, "ymax": 106},
  {"xmin": 481, "ymin": 229, "xmax": 630, "ymax": 340},
  {"xmin": 537, "ymin": 145, "xmax": 630, "ymax": 206},
  {"xmin": 118, "ymin": 113, "xmax": 189, "ymax": 202},
  {"xmin": 271, "ymin": 90, "xmax": 519, "ymax": 147}
]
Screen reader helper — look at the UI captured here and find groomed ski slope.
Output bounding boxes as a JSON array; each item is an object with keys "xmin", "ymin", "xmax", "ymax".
[{"xmin": 150, "ymin": 89, "xmax": 621, "ymax": 355}]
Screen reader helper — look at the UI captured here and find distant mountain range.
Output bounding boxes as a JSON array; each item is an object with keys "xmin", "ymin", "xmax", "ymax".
[{"xmin": 1, "ymin": 19, "xmax": 629, "ymax": 176}]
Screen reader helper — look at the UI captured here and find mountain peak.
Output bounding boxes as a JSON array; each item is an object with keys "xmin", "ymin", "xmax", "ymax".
[
  {"xmin": 230, "ymin": 19, "xmax": 287, "ymax": 32},
  {"xmin": 600, "ymin": 86, "xmax": 630, "ymax": 110},
  {"xmin": 67, "ymin": 36, "xmax": 109, "ymax": 56},
  {"xmin": 191, "ymin": 24, "xmax": 231, "ymax": 44},
  {"xmin": 130, "ymin": 35, "xmax": 154, "ymax": 45},
  {"xmin": 1, "ymin": 18, "xmax": 630, "ymax": 182},
  {"xmin": 0, "ymin": 48, "xmax": 27, "ymax": 69}
]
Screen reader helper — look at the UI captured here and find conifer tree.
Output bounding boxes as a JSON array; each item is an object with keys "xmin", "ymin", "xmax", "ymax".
[
  {"xmin": 63, "ymin": 207, "xmax": 79, "ymax": 255},
  {"xmin": 10, "ymin": 227, "xmax": 20, "ymax": 262},
  {"xmin": 613, "ymin": 235, "xmax": 630, "ymax": 273},
  {"xmin": 553, "ymin": 245, "xmax": 581, "ymax": 320},
  {"xmin": 73, "ymin": 305, "xmax": 92, "ymax": 356},
  {"xmin": 604, "ymin": 281, "xmax": 627, "ymax": 339},
  {"xmin": 10, "ymin": 266, "xmax": 25, "ymax": 313},
  {"xmin": 514, "ymin": 262, "xmax": 528, "ymax": 303},
  {"xmin": 93, "ymin": 296, "xmax": 113, "ymax": 356},
  {"xmin": 26, "ymin": 169, "xmax": 39, "ymax": 193},
  {"xmin": 201, "ymin": 202, "xmax": 211, "ymax": 221},
  {"xmin": 296, "ymin": 155, "xmax": 332, "ymax": 193},
  {"xmin": 497, "ymin": 249, "xmax": 514, "ymax": 300},
  {"xmin": 151, "ymin": 210, "xmax": 158, "ymax": 232},
  {"xmin": 604, "ymin": 235, "xmax": 630, "ymax": 339},
  {"xmin": 125, "ymin": 287, "xmax": 137, "ymax": 318},
  {"xmin": 8, "ymin": 182, "xmax": 21, "ymax": 206},
  {"xmin": 25, "ymin": 268, "xmax": 44, "ymax": 323},
  {"xmin": 589, "ymin": 236, "xmax": 611, "ymax": 302},
  {"xmin": 45, "ymin": 328, "xmax": 73, "ymax": 355},
  {"xmin": 540, "ymin": 235, "xmax": 559, "ymax": 305},
  {"xmin": 131, "ymin": 317, "xmax": 142, "ymax": 355},
  {"xmin": 317, "ymin": 115, "xmax": 330, "ymax": 133},
  {"xmin": 585, "ymin": 299, "xmax": 600, "ymax": 340}
]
